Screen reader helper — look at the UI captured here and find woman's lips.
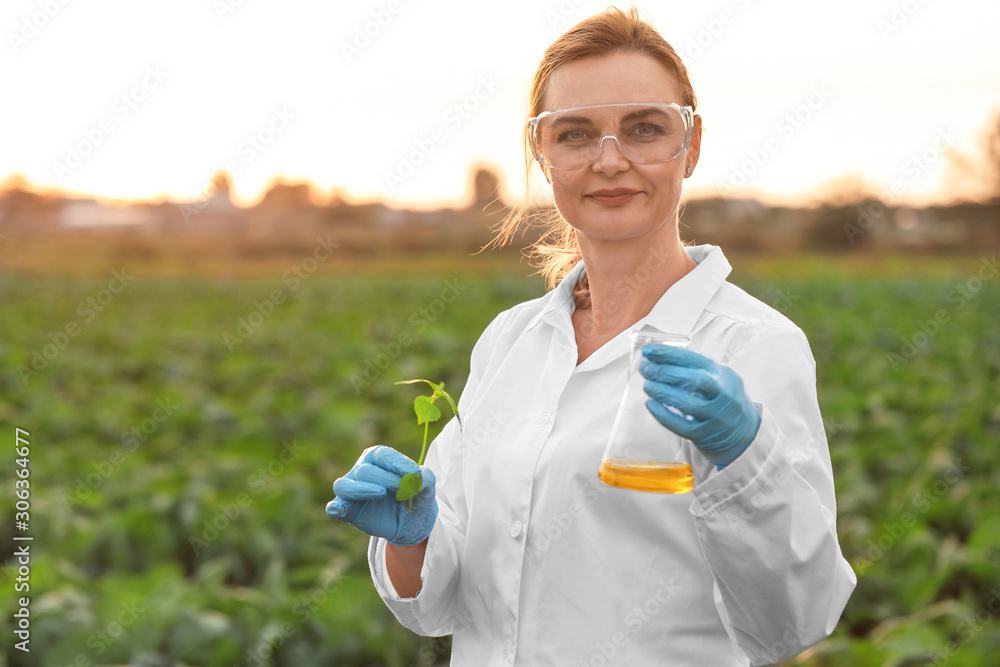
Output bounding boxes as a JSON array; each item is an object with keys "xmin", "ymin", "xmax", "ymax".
[{"xmin": 587, "ymin": 189, "xmax": 640, "ymax": 205}]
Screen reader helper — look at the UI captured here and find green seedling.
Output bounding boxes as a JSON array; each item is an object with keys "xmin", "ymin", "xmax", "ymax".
[{"xmin": 394, "ymin": 378, "xmax": 460, "ymax": 508}]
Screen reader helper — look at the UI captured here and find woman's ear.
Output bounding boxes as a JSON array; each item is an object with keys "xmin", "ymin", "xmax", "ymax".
[{"xmin": 539, "ymin": 160, "xmax": 551, "ymax": 185}]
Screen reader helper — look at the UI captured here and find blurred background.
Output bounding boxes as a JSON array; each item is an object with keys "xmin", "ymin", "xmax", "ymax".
[{"xmin": 1, "ymin": 0, "xmax": 999, "ymax": 665}]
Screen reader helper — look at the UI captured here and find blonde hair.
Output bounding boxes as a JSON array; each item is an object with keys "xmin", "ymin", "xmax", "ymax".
[{"xmin": 490, "ymin": 6, "xmax": 698, "ymax": 305}]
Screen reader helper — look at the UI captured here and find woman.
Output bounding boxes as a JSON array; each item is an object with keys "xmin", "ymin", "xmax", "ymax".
[{"xmin": 327, "ymin": 7, "xmax": 856, "ymax": 665}]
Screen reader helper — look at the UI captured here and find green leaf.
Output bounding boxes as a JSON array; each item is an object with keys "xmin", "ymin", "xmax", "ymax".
[
  {"xmin": 413, "ymin": 395, "xmax": 442, "ymax": 425},
  {"xmin": 396, "ymin": 472, "xmax": 423, "ymax": 502},
  {"xmin": 395, "ymin": 378, "xmax": 441, "ymax": 393},
  {"xmin": 396, "ymin": 378, "xmax": 461, "ymax": 426}
]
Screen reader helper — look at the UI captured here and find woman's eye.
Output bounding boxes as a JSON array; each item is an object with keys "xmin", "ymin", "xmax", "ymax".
[
  {"xmin": 633, "ymin": 123, "xmax": 666, "ymax": 138},
  {"xmin": 556, "ymin": 128, "xmax": 589, "ymax": 142}
]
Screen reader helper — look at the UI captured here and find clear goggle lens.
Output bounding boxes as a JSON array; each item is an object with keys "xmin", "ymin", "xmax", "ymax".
[{"xmin": 530, "ymin": 103, "xmax": 692, "ymax": 170}]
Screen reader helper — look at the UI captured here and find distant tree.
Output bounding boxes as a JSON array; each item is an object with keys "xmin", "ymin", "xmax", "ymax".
[
  {"xmin": 210, "ymin": 170, "xmax": 233, "ymax": 198},
  {"xmin": 328, "ymin": 187, "xmax": 347, "ymax": 208},
  {"xmin": 0, "ymin": 173, "xmax": 30, "ymax": 195},
  {"xmin": 808, "ymin": 173, "xmax": 881, "ymax": 207},
  {"xmin": 258, "ymin": 179, "xmax": 314, "ymax": 208},
  {"xmin": 0, "ymin": 175, "xmax": 56, "ymax": 215},
  {"xmin": 943, "ymin": 108, "xmax": 1000, "ymax": 202},
  {"xmin": 986, "ymin": 111, "xmax": 1000, "ymax": 199},
  {"xmin": 470, "ymin": 165, "xmax": 504, "ymax": 213}
]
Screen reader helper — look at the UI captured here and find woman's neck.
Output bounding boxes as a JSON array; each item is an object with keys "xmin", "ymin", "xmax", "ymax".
[{"xmin": 573, "ymin": 229, "xmax": 696, "ymax": 339}]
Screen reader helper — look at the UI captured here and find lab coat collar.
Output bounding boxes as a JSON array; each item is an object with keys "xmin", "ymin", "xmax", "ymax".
[
  {"xmin": 638, "ymin": 244, "xmax": 732, "ymax": 337},
  {"xmin": 524, "ymin": 244, "xmax": 731, "ymax": 338},
  {"xmin": 523, "ymin": 259, "xmax": 586, "ymax": 334}
]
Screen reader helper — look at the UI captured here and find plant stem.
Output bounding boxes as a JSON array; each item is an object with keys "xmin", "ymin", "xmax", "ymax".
[{"xmin": 417, "ymin": 421, "xmax": 430, "ymax": 466}]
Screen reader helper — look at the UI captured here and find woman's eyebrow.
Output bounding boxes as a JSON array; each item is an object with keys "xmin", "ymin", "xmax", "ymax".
[
  {"xmin": 620, "ymin": 107, "xmax": 672, "ymax": 123},
  {"xmin": 549, "ymin": 114, "xmax": 594, "ymax": 128},
  {"xmin": 549, "ymin": 106, "xmax": 673, "ymax": 128}
]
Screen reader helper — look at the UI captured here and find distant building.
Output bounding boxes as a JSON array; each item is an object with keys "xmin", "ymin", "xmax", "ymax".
[{"xmin": 59, "ymin": 198, "xmax": 150, "ymax": 227}]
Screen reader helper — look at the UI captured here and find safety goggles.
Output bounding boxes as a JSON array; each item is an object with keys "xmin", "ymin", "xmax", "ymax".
[{"xmin": 528, "ymin": 102, "xmax": 694, "ymax": 170}]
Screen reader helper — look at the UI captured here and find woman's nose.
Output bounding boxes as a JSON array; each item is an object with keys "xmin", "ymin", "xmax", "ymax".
[{"xmin": 591, "ymin": 135, "xmax": 632, "ymax": 174}]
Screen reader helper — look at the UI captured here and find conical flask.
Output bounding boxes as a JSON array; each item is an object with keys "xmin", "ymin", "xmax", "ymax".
[{"xmin": 599, "ymin": 330, "xmax": 693, "ymax": 493}]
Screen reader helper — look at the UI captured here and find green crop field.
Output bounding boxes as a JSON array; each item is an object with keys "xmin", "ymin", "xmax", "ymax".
[{"xmin": 1, "ymin": 252, "xmax": 999, "ymax": 666}]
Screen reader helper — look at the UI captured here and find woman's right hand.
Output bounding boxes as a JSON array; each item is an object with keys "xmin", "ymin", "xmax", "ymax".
[{"xmin": 325, "ymin": 445, "xmax": 438, "ymax": 546}]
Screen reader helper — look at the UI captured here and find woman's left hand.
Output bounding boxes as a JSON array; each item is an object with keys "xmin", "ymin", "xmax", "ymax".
[{"xmin": 639, "ymin": 344, "xmax": 761, "ymax": 469}]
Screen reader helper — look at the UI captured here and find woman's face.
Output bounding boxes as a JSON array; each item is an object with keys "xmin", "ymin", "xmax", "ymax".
[{"xmin": 539, "ymin": 51, "xmax": 701, "ymax": 243}]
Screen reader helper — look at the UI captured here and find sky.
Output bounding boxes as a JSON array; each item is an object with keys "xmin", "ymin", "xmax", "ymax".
[{"xmin": 2, "ymin": 0, "xmax": 999, "ymax": 210}]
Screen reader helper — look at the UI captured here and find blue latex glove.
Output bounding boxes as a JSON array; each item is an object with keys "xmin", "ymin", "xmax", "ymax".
[
  {"xmin": 639, "ymin": 344, "xmax": 761, "ymax": 470},
  {"xmin": 325, "ymin": 445, "xmax": 438, "ymax": 546}
]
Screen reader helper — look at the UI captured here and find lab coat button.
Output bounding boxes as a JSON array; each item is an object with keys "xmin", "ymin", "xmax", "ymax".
[
  {"xmin": 502, "ymin": 639, "xmax": 512, "ymax": 656},
  {"xmin": 536, "ymin": 414, "xmax": 550, "ymax": 428},
  {"xmin": 510, "ymin": 521, "xmax": 522, "ymax": 538}
]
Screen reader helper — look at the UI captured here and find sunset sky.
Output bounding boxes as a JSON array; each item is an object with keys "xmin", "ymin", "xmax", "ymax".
[{"xmin": 2, "ymin": 0, "xmax": 999, "ymax": 209}]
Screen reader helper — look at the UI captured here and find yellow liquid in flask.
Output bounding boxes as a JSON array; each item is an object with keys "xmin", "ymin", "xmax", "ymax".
[{"xmin": 598, "ymin": 459, "xmax": 693, "ymax": 494}]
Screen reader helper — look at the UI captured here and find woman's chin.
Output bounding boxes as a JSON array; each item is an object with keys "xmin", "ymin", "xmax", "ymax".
[{"xmin": 568, "ymin": 215, "xmax": 678, "ymax": 245}]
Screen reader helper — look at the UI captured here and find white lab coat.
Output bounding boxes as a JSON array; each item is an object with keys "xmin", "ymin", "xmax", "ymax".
[{"xmin": 368, "ymin": 244, "xmax": 857, "ymax": 666}]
